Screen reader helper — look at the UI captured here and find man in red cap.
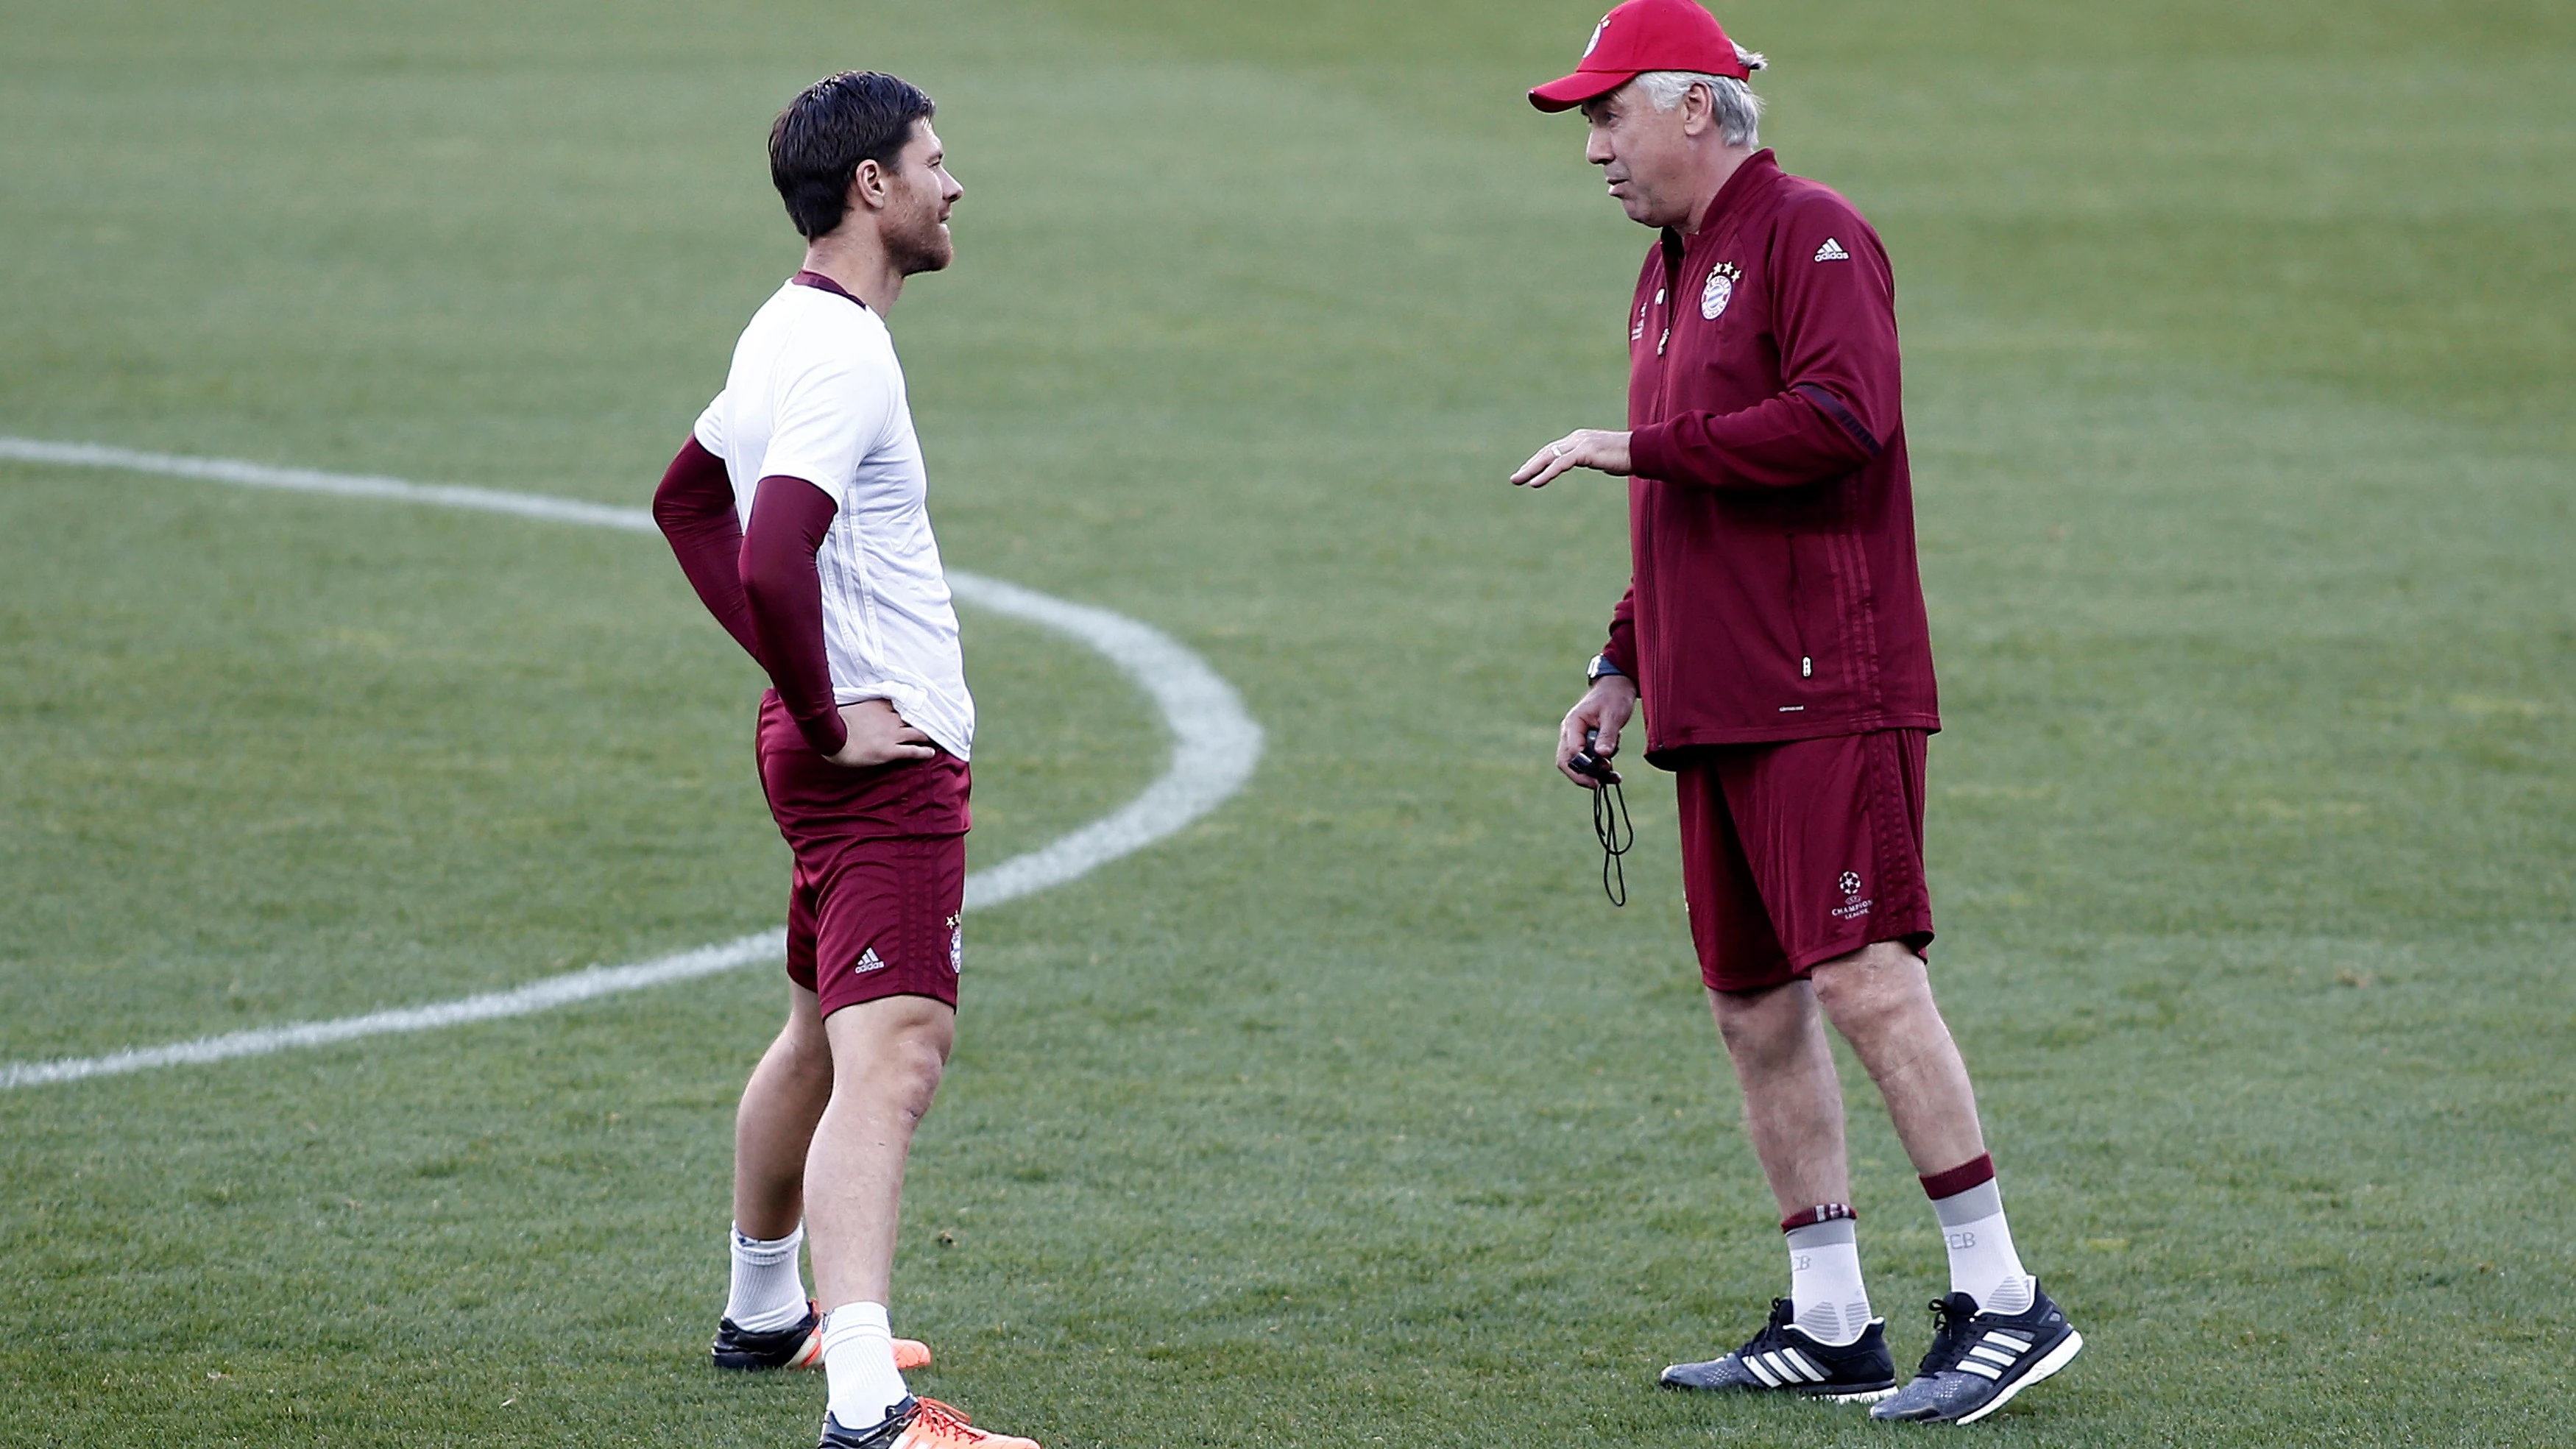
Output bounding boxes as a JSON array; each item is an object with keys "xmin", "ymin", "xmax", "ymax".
[{"xmin": 1512, "ymin": 1, "xmax": 2082, "ymax": 1425}]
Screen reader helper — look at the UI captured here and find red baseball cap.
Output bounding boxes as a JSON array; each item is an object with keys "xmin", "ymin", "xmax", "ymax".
[{"xmin": 1528, "ymin": 0, "xmax": 1748, "ymax": 113}]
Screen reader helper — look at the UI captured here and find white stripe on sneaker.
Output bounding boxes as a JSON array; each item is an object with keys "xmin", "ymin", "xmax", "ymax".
[
  {"xmin": 1783, "ymin": 1347, "xmax": 1825, "ymax": 1382},
  {"xmin": 1953, "ymin": 1330, "xmax": 2084, "ymax": 1425},
  {"xmin": 1742, "ymin": 1354, "xmax": 1784, "ymax": 1388},
  {"xmin": 1958, "ymin": 1358, "xmax": 2004, "ymax": 1380}
]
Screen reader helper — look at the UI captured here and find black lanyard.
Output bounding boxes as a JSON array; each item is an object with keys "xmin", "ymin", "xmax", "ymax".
[{"xmin": 1591, "ymin": 773, "xmax": 1634, "ymax": 907}]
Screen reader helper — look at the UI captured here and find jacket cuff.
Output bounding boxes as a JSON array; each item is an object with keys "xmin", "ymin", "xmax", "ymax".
[
  {"xmin": 1604, "ymin": 623, "xmax": 1638, "ymax": 681},
  {"xmin": 1627, "ymin": 422, "xmax": 1680, "ymax": 483}
]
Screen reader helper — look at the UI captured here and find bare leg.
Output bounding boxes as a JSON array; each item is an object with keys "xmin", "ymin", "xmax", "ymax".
[
  {"xmin": 1807, "ymin": 940, "xmax": 1986, "ymax": 1175},
  {"xmin": 732, "ymin": 984, "xmax": 834, "ymax": 1241},
  {"xmin": 1709, "ymin": 979, "xmax": 1853, "ymax": 1214},
  {"xmin": 805, "ymin": 993, "xmax": 955, "ymax": 1308}
]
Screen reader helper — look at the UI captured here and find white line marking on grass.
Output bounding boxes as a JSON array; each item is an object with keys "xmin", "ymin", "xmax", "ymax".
[
  {"xmin": 2, "ymin": 934, "xmax": 790, "ymax": 1091},
  {"xmin": 0, "ymin": 436, "xmax": 1263, "ymax": 1090}
]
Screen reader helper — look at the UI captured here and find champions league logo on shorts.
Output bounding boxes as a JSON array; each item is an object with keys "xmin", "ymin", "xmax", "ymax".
[
  {"xmin": 1701, "ymin": 262, "xmax": 1741, "ymax": 320},
  {"xmin": 1830, "ymin": 870, "xmax": 1873, "ymax": 921},
  {"xmin": 946, "ymin": 913, "xmax": 963, "ymax": 974}
]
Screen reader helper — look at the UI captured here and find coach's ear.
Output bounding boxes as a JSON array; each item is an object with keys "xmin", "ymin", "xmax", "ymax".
[{"xmin": 1679, "ymin": 78, "xmax": 1720, "ymax": 138}]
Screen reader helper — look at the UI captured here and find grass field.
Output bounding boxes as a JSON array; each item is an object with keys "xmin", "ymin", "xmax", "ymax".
[{"xmin": 4, "ymin": 1, "xmax": 2572, "ymax": 1445}]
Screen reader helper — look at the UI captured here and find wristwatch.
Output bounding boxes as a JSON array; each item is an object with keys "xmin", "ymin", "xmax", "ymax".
[{"xmin": 1586, "ymin": 653, "xmax": 1625, "ymax": 685}]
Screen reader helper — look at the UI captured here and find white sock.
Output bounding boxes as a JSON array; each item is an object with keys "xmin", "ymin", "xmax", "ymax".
[
  {"xmin": 1785, "ymin": 1218, "xmax": 1873, "ymax": 1345},
  {"xmin": 1931, "ymin": 1177, "xmax": 2034, "ymax": 1315},
  {"xmin": 821, "ymin": 1302, "xmax": 910, "ymax": 1429},
  {"xmin": 724, "ymin": 1222, "xmax": 811, "ymax": 1333}
]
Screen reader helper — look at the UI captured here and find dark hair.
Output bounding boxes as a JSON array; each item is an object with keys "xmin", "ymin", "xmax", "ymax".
[{"xmin": 768, "ymin": 71, "xmax": 936, "ymax": 240}]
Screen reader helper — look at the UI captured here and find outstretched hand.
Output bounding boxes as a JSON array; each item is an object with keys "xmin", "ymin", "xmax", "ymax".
[
  {"xmin": 1512, "ymin": 428, "xmax": 1634, "ymax": 489},
  {"xmin": 826, "ymin": 698, "xmax": 938, "ymax": 768}
]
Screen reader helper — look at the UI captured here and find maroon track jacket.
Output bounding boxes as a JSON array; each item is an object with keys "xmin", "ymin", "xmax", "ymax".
[{"xmin": 1599, "ymin": 150, "xmax": 1939, "ymax": 765}]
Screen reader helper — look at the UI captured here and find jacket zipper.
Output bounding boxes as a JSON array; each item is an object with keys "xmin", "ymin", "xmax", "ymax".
[
  {"xmin": 1641, "ymin": 229, "xmax": 1688, "ymax": 721},
  {"xmin": 1786, "ymin": 532, "xmax": 1812, "ymax": 679},
  {"xmin": 1656, "ymin": 228, "xmax": 1684, "ymax": 378}
]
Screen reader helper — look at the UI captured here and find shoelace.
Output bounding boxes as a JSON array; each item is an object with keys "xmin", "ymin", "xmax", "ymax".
[
  {"xmin": 1728, "ymin": 1298, "xmax": 1799, "ymax": 1359},
  {"xmin": 908, "ymin": 1399, "xmax": 984, "ymax": 1443},
  {"xmin": 1916, "ymin": 1296, "xmax": 1976, "ymax": 1375},
  {"xmin": 1591, "ymin": 772, "xmax": 1633, "ymax": 906}
]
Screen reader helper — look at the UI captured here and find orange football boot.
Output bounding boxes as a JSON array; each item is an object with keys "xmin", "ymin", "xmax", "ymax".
[{"xmin": 818, "ymin": 1395, "xmax": 1039, "ymax": 1449}]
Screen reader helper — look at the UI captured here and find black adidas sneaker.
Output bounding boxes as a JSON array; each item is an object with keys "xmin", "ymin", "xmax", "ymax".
[
  {"xmin": 1870, "ymin": 1283, "xmax": 2082, "ymax": 1424},
  {"xmin": 710, "ymin": 1300, "xmax": 825, "ymax": 1371},
  {"xmin": 1658, "ymin": 1297, "xmax": 1899, "ymax": 1402},
  {"xmin": 710, "ymin": 1299, "xmax": 933, "ymax": 1373}
]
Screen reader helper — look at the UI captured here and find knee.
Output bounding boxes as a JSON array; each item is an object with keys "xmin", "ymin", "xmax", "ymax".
[
  {"xmin": 846, "ymin": 1017, "xmax": 949, "ymax": 1124},
  {"xmin": 1713, "ymin": 996, "xmax": 1768, "ymax": 1055},
  {"xmin": 1806, "ymin": 963, "xmax": 1869, "ymax": 1023},
  {"xmin": 883, "ymin": 1028, "xmax": 948, "ymax": 1116},
  {"xmin": 824, "ymin": 997, "xmax": 956, "ymax": 1121},
  {"xmin": 1712, "ymin": 986, "xmax": 1808, "ymax": 1067},
  {"xmin": 776, "ymin": 1018, "xmax": 835, "ymax": 1085},
  {"xmin": 1809, "ymin": 945, "xmax": 1924, "ymax": 1039}
]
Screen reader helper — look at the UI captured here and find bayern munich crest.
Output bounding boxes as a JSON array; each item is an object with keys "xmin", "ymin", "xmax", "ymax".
[
  {"xmin": 1584, "ymin": 14, "xmax": 1608, "ymax": 57},
  {"xmin": 1701, "ymin": 262, "xmax": 1741, "ymax": 320}
]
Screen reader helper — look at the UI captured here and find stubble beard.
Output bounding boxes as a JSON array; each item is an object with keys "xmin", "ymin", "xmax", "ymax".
[{"xmin": 888, "ymin": 206, "xmax": 954, "ymax": 277}]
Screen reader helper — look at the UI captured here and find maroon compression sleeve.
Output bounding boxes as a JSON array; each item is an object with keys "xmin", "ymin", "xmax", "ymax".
[
  {"xmin": 740, "ymin": 475, "xmax": 847, "ymax": 756},
  {"xmin": 651, "ymin": 436, "xmax": 762, "ymax": 660}
]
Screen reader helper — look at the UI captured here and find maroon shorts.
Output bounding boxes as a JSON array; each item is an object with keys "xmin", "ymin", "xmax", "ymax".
[
  {"xmin": 755, "ymin": 692, "xmax": 971, "ymax": 1017},
  {"xmin": 1674, "ymin": 729, "xmax": 1933, "ymax": 994}
]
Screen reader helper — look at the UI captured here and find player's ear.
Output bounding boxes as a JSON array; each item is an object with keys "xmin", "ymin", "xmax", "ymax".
[{"xmin": 847, "ymin": 157, "xmax": 887, "ymax": 214}]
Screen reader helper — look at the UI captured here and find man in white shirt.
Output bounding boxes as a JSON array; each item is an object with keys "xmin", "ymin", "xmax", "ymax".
[{"xmin": 651, "ymin": 70, "xmax": 1036, "ymax": 1449}]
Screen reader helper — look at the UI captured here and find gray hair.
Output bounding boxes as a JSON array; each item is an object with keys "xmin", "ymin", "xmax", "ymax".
[{"xmin": 1633, "ymin": 45, "xmax": 1767, "ymax": 147}]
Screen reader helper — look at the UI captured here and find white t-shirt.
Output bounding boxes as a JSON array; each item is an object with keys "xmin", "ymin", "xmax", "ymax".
[{"xmin": 693, "ymin": 280, "xmax": 974, "ymax": 759}]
